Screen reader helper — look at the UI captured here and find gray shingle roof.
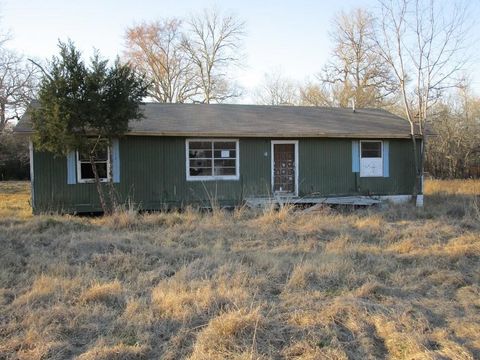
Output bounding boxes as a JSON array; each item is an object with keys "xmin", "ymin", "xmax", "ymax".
[{"xmin": 15, "ymin": 102, "xmax": 414, "ymax": 138}]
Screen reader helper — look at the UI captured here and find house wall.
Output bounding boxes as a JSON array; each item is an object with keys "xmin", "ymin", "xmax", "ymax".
[{"xmin": 31, "ymin": 136, "xmax": 419, "ymax": 213}]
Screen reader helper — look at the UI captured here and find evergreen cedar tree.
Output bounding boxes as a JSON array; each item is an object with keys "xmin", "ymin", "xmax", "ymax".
[{"xmin": 31, "ymin": 41, "xmax": 149, "ymax": 213}]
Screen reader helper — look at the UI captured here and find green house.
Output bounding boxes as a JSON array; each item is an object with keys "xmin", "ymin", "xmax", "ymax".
[{"xmin": 15, "ymin": 103, "xmax": 423, "ymax": 213}]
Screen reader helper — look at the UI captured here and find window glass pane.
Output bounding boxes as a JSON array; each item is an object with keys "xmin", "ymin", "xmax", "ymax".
[
  {"xmin": 214, "ymin": 167, "xmax": 236, "ymax": 176},
  {"xmin": 93, "ymin": 146, "xmax": 108, "ymax": 161},
  {"xmin": 190, "ymin": 159, "xmax": 212, "ymax": 168},
  {"xmin": 189, "ymin": 167, "xmax": 212, "ymax": 176},
  {"xmin": 214, "ymin": 150, "xmax": 236, "ymax": 158},
  {"xmin": 361, "ymin": 142, "xmax": 381, "ymax": 158},
  {"xmin": 214, "ymin": 141, "xmax": 236, "ymax": 150},
  {"xmin": 214, "ymin": 159, "xmax": 236, "ymax": 167},
  {"xmin": 78, "ymin": 151, "xmax": 90, "ymax": 162},
  {"xmin": 362, "ymin": 151, "xmax": 380, "ymax": 158},
  {"xmin": 362, "ymin": 142, "xmax": 381, "ymax": 151},
  {"xmin": 80, "ymin": 163, "xmax": 95, "ymax": 179},
  {"xmin": 189, "ymin": 141, "xmax": 212, "ymax": 150},
  {"xmin": 96, "ymin": 162, "xmax": 108, "ymax": 178},
  {"xmin": 80, "ymin": 162, "xmax": 108, "ymax": 180},
  {"xmin": 189, "ymin": 149, "xmax": 212, "ymax": 159},
  {"xmin": 78, "ymin": 142, "xmax": 109, "ymax": 162}
]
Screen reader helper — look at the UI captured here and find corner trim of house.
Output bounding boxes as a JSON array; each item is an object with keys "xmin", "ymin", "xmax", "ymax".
[
  {"xmin": 29, "ymin": 139, "xmax": 34, "ymax": 210},
  {"xmin": 415, "ymin": 195, "xmax": 424, "ymax": 207}
]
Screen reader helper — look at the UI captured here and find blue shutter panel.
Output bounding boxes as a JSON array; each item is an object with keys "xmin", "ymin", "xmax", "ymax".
[
  {"xmin": 67, "ymin": 151, "xmax": 76, "ymax": 184},
  {"xmin": 112, "ymin": 139, "xmax": 120, "ymax": 183},
  {"xmin": 352, "ymin": 140, "xmax": 360, "ymax": 173},
  {"xmin": 383, "ymin": 140, "xmax": 389, "ymax": 177}
]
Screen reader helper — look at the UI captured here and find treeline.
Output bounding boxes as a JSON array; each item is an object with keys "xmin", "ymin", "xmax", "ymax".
[
  {"xmin": 0, "ymin": 128, "xmax": 29, "ymax": 180},
  {"xmin": 426, "ymin": 87, "xmax": 480, "ymax": 179}
]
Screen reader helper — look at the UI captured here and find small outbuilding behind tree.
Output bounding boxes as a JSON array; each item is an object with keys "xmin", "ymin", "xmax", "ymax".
[{"xmin": 15, "ymin": 103, "xmax": 423, "ymax": 213}]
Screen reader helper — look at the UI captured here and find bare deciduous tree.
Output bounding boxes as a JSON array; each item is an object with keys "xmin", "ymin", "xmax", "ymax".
[
  {"xmin": 0, "ymin": 126, "xmax": 29, "ymax": 180},
  {"xmin": 124, "ymin": 19, "xmax": 198, "ymax": 103},
  {"xmin": 299, "ymin": 82, "xmax": 336, "ymax": 107},
  {"xmin": 0, "ymin": 49, "xmax": 38, "ymax": 132},
  {"xmin": 374, "ymin": 0, "xmax": 471, "ymax": 202},
  {"xmin": 182, "ymin": 9, "xmax": 245, "ymax": 103},
  {"xmin": 426, "ymin": 81, "xmax": 480, "ymax": 178},
  {"xmin": 319, "ymin": 8, "xmax": 397, "ymax": 108},
  {"xmin": 255, "ymin": 71, "xmax": 299, "ymax": 105}
]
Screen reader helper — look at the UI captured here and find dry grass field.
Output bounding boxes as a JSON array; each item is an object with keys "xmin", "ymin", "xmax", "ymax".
[{"xmin": 0, "ymin": 180, "xmax": 479, "ymax": 359}]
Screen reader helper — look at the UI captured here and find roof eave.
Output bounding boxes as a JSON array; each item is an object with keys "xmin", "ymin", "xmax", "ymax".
[
  {"xmin": 13, "ymin": 129, "xmax": 418, "ymax": 139},
  {"xmin": 126, "ymin": 131, "xmax": 417, "ymax": 139}
]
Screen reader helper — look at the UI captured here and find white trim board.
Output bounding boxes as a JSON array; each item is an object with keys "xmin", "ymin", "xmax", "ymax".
[
  {"xmin": 29, "ymin": 140, "xmax": 34, "ymax": 210},
  {"xmin": 271, "ymin": 140, "xmax": 299, "ymax": 197}
]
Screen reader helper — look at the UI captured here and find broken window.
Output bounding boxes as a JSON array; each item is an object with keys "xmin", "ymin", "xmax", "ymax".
[
  {"xmin": 187, "ymin": 140, "xmax": 239, "ymax": 180},
  {"xmin": 360, "ymin": 141, "xmax": 383, "ymax": 177}
]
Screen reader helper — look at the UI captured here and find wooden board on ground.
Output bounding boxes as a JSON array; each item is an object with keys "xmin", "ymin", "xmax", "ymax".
[{"xmin": 245, "ymin": 196, "xmax": 382, "ymax": 208}]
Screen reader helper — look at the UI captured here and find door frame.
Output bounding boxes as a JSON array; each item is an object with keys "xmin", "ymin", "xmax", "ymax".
[{"xmin": 271, "ymin": 140, "xmax": 299, "ymax": 197}]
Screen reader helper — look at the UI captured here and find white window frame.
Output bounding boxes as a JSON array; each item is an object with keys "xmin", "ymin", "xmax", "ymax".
[
  {"xmin": 360, "ymin": 140, "xmax": 383, "ymax": 177},
  {"xmin": 271, "ymin": 140, "xmax": 299, "ymax": 197},
  {"xmin": 76, "ymin": 146, "xmax": 111, "ymax": 183},
  {"xmin": 186, "ymin": 139, "xmax": 240, "ymax": 181}
]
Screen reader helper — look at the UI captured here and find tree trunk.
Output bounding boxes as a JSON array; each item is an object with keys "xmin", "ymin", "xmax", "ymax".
[
  {"xmin": 0, "ymin": 103, "xmax": 6, "ymax": 133},
  {"xmin": 410, "ymin": 134, "xmax": 420, "ymax": 204},
  {"xmin": 107, "ymin": 140, "xmax": 118, "ymax": 212},
  {"xmin": 417, "ymin": 134, "xmax": 425, "ymax": 199},
  {"xmin": 89, "ymin": 155, "xmax": 110, "ymax": 215}
]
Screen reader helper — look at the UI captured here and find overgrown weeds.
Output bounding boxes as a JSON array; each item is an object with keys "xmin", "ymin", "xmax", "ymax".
[{"xmin": 0, "ymin": 180, "xmax": 479, "ymax": 359}]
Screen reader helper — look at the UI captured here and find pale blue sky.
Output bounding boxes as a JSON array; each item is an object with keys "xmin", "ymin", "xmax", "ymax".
[{"xmin": 2, "ymin": 0, "xmax": 479, "ymax": 102}]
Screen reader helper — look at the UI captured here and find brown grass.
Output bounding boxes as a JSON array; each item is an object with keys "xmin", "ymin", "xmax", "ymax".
[
  {"xmin": 424, "ymin": 178, "xmax": 480, "ymax": 195},
  {"xmin": 0, "ymin": 181, "xmax": 32, "ymax": 219},
  {"xmin": 80, "ymin": 280, "xmax": 124, "ymax": 305},
  {"xmin": 0, "ymin": 180, "xmax": 479, "ymax": 359}
]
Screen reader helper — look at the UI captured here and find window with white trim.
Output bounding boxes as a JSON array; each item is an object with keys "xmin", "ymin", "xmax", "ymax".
[
  {"xmin": 360, "ymin": 140, "xmax": 383, "ymax": 177},
  {"xmin": 77, "ymin": 141, "xmax": 110, "ymax": 183},
  {"xmin": 186, "ymin": 139, "xmax": 239, "ymax": 180}
]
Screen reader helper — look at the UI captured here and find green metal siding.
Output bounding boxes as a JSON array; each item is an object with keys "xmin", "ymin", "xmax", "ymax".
[
  {"xmin": 32, "ymin": 136, "xmax": 419, "ymax": 213},
  {"xmin": 299, "ymin": 139, "xmax": 356, "ymax": 196},
  {"xmin": 356, "ymin": 139, "xmax": 419, "ymax": 195},
  {"xmin": 298, "ymin": 138, "xmax": 417, "ymax": 196}
]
